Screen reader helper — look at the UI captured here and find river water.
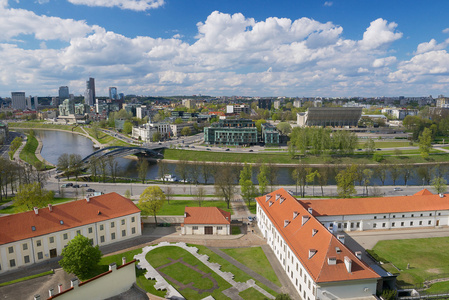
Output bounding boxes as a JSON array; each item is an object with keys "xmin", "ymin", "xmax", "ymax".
[{"xmin": 35, "ymin": 130, "xmax": 448, "ymax": 186}]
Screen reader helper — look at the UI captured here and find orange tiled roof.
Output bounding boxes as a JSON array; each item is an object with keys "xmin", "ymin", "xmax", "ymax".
[
  {"xmin": 183, "ymin": 207, "xmax": 231, "ymax": 225},
  {"xmin": 0, "ymin": 193, "xmax": 140, "ymax": 246},
  {"xmin": 256, "ymin": 189, "xmax": 379, "ymax": 283},
  {"xmin": 299, "ymin": 189, "xmax": 449, "ymax": 217}
]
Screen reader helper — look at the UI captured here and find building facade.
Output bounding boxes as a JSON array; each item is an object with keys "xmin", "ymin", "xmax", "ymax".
[
  {"xmin": 256, "ymin": 189, "xmax": 379, "ymax": 300},
  {"xmin": 436, "ymin": 97, "xmax": 449, "ymax": 108},
  {"xmin": 58, "ymin": 86, "xmax": 70, "ymax": 105},
  {"xmin": 85, "ymin": 77, "xmax": 96, "ymax": 106},
  {"xmin": 0, "ymin": 193, "xmax": 141, "ymax": 274},
  {"xmin": 11, "ymin": 92, "xmax": 26, "ymax": 110},
  {"xmin": 297, "ymin": 107, "xmax": 362, "ymax": 127},
  {"xmin": 261, "ymin": 123, "xmax": 280, "ymax": 145},
  {"xmin": 109, "ymin": 87, "xmax": 118, "ymax": 100},
  {"xmin": 204, "ymin": 118, "xmax": 258, "ymax": 146},
  {"xmin": 182, "ymin": 207, "xmax": 231, "ymax": 235}
]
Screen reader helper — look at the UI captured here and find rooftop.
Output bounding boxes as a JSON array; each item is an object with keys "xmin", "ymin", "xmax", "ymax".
[{"xmin": 184, "ymin": 207, "xmax": 231, "ymax": 225}]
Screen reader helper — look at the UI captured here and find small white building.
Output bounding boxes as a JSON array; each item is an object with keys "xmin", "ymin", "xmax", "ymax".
[
  {"xmin": 299, "ymin": 189, "xmax": 449, "ymax": 232},
  {"xmin": 0, "ymin": 193, "xmax": 141, "ymax": 274},
  {"xmin": 256, "ymin": 189, "xmax": 380, "ymax": 300},
  {"xmin": 182, "ymin": 207, "xmax": 231, "ymax": 235},
  {"xmin": 132, "ymin": 122, "xmax": 172, "ymax": 141}
]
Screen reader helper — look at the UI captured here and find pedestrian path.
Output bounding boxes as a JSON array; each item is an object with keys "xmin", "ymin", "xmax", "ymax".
[{"xmin": 134, "ymin": 241, "xmax": 275, "ymax": 300}]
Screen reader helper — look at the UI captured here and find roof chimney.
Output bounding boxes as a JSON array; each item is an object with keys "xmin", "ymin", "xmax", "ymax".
[
  {"xmin": 302, "ymin": 215, "xmax": 309, "ymax": 226},
  {"xmin": 34, "ymin": 295, "xmax": 40, "ymax": 300},
  {"xmin": 184, "ymin": 211, "xmax": 187, "ymax": 218},
  {"xmin": 344, "ymin": 256, "xmax": 352, "ymax": 273},
  {"xmin": 48, "ymin": 289, "xmax": 54, "ymax": 298},
  {"xmin": 337, "ymin": 234, "xmax": 345, "ymax": 244},
  {"xmin": 48, "ymin": 204, "xmax": 52, "ymax": 212},
  {"xmin": 58, "ymin": 284, "xmax": 63, "ymax": 293},
  {"xmin": 109, "ymin": 263, "xmax": 117, "ymax": 271},
  {"xmin": 355, "ymin": 251, "xmax": 362, "ymax": 260},
  {"xmin": 33, "ymin": 207, "xmax": 38, "ymax": 215},
  {"xmin": 308, "ymin": 208, "xmax": 313, "ymax": 215},
  {"xmin": 439, "ymin": 193, "xmax": 444, "ymax": 198},
  {"xmin": 86, "ymin": 196, "xmax": 90, "ymax": 203},
  {"xmin": 70, "ymin": 278, "xmax": 79, "ymax": 288},
  {"xmin": 309, "ymin": 249, "xmax": 317, "ymax": 259}
]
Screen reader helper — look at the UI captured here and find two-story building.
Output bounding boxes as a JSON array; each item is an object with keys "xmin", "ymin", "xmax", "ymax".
[{"xmin": 0, "ymin": 193, "xmax": 141, "ymax": 274}]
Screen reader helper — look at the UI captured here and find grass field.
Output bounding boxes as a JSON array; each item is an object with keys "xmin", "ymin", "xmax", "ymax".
[
  {"xmin": 0, "ymin": 197, "xmax": 75, "ymax": 214},
  {"xmin": 357, "ymin": 141, "xmax": 412, "ymax": 148},
  {"xmin": 9, "ymin": 121, "xmax": 83, "ymax": 133},
  {"xmin": 239, "ymin": 287, "xmax": 267, "ymax": 300},
  {"xmin": 370, "ymin": 237, "xmax": 449, "ymax": 291},
  {"xmin": 139, "ymin": 200, "xmax": 233, "ymax": 216},
  {"xmin": 18, "ymin": 134, "xmax": 53, "ymax": 170},
  {"xmin": 222, "ymin": 247, "xmax": 281, "ymax": 287}
]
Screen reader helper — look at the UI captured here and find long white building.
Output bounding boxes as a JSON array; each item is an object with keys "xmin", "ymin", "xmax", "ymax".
[
  {"xmin": 256, "ymin": 189, "xmax": 380, "ymax": 300},
  {"xmin": 0, "ymin": 193, "xmax": 141, "ymax": 274}
]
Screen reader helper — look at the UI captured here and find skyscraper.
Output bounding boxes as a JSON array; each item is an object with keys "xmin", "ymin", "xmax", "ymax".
[
  {"xmin": 109, "ymin": 87, "xmax": 118, "ymax": 100},
  {"xmin": 84, "ymin": 77, "xmax": 95, "ymax": 106},
  {"xmin": 57, "ymin": 86, "xmax": 69, "ymax": 107},
  {"xmin": 11, "ymin": 92, "xmax": 26, "ymax": 110}
]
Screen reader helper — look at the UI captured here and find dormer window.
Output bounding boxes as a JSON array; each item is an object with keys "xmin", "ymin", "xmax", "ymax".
[
  {"xmin": 293, "ymin": 211, "xmax": 299, "ymax": 219},
  {"xmin": 59, "ymin": 220, "xmax": 64, "ymax": 225},
  {"xmin": 284, "ymin": 220, "xmax": 290, "ymax": 227},
  {"xmin": 275, "ymin": 194, "xmax": 281, "ymax": 201},
  {"xmin": 265, "ymin": 195, "xmax": 272, "ymax": 202},
  {"xmin": 312, "ymin": 229, "xmax": 318, "ymax": 236},
  {"xmin": 31, "ymin": 226, "xmax": 36, "ymax": 231},
  {"xmin": 280, "ymin": 197, "xmax": 285, "ymax": 204},
  {"xmin": 327, "ymin": 257, "xmax": 337, "ymax": 265},
  {"xmin": 269, "ymin": 201, "xmax": 274, "ymax": 207},
  {"xmin": 335, "ymin": 247, "xmax": 342, "ymax": 254},
  {"xmin": 302, "ymin": 215, "xmax": 309, "ymax": 226},
  {"xmin": 309, "ymin": 249, "xmax": 317, "ymax": 259}
]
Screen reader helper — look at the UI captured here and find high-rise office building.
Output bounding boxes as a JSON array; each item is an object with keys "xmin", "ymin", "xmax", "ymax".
[
  {"xmin": 58, "ymin": 86, "xmax": 70, "ymax": 104},
  {"xmin": 84, "ymin": 77, "xmax": 95, "ymax": 106},
  {"xmin": 109, "ymin": 87, "xmax": 118, "ymax": 100},
  {"xmin": 11, "ymin": 92, "xmax": 26, "ymax": 110}
]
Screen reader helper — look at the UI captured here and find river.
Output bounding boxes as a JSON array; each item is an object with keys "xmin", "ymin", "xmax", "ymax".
[{"xmin": 35, "ymin": 129, "xmax": 449, "ymax": 186}]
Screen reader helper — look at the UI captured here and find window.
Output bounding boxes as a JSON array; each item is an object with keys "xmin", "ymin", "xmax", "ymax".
[
  {"xmin": 22, "ymin": 243, "xmax": 28, "ymax": 251},
  {"xmin": 344, "ymin": 223, "xmax": 347, "ymax": 228},
  {"xmin": 111, "ymin": 222, "xmax": 115, "ymax": 228},
  {"xmin": 420, "ymin": 213, "xmax": 423, "ymax": 217},
  {"xmin": 121, "ymin": 219, "xmax": 125, "ymax": 225},
  {"xmin": 132, "ymin": 216, "xmax": 135, "ymax": 222},
  {"xmin": 217, "ymin": 226, "xmax": 222, "ymax": 230},
  {"xmin": 402, "ymin": 215, "xmax": 405, "ymax": 218},
  {"xmin": 374, "ymin": 216, "xmax": 377, "ymax": 219},
  {"xmin": 430, "ymin": 213, "xmax": 432, "ymax": 216},
  {"xmin": 122, "ymin": 230, "xmax": 126, "ymax": 237},
  {"xmin": 100, "ymin": 224, "xmax": 104, "ymax": 230},
  {"xmin": 392, "ymin": 215, "xmax": 395, "ymax": 218},
  {"xmin": 38, "ymin": 252, "xmax": 43, "ymax": 260},
  {"xmin": 401, "ymin": 222, "xmax": 404, "ymax": 226},
  {"xmin": 36, "ymin": 240, "xmax": 41, "ymax": 247},
  {"xmin": 8, "ymin": 246, "xmax": 13, "ymax": 254},
  {"xmin": 382, "ymin": 223, "xmax": 386, "ymax": 228},
  {"xmin": 76, "ymin": 230, "xmax": 81, "ymax": 235},
  {"xmin": 111, "ymin": 233, "xmax": 116, "ymax": 240},
  {"xmin": 350, "ymin": 223, "xmax": 354, "ymax": 228},
  {"xmin": 100, "ymin": 236, "xmax": 105, "ymax": 243},
  {"xmin": 419, "ymin": 221, "xmax": 423, "ymax": 225},
  {"xmin": 296, "ymin": 263, "xmax": 298, "ymax": 271},
  {"xmin": 392, "ymin": 222, "xmax": 395, "ymax": 227},
  {"xmin": 383, "ymin": 216, "xmax": 386, "ymax": 219},
  {"xmin": 132, "ymin": 227, "xmax": 136, "ymax": 234},
  {"xmin": 63, "ymin": 233, "xmax": 68, "ymax": 240},
  {"xmin": 49, "ymin": 237, "xmax": 54, "ymax": 243},
  {"xmin": 338, "ymin": 223, "xmax": 341, "ymax": 229},
  {"xmin": 24, "ymin": 256, "xmax": 30, "ymax": 264},
  {"xmin": 373, "ymin": 223, "xmax": 377, "ymax": 228},
  {"xmin": 88, "ymin": 227, "xmax": 93, "ymax": 234},
  {"xmin": 428, "ymin": 220, "xmax": 432, "ymax": 225},
  {"xmin": 438, "ymin": 213, "xmax": 441, "ymax": 216},
  {"xmin": 193, "ymin": 226, "xmax": 198, "ymax": 230},
  {"xmin": 89, "ymin": 239, "xmax": 93, "ymax": 245},
  {"xmin": 356, "ymin": 222, "xmax": 360, "ymax": 228},
  {"xmin": 410, "ymin": 221, "xmax": 414, "ymax": 226},
  {"xmin": 411, "ymin": 214, "xmax": 414, "ymax": 217},
  {"xmin": 32, "ymin": 226, "xmax": 36, "ymax": 231},
  {"xmin": 9, "ymin": 259, "xmax": 15, "ymax": 268}
]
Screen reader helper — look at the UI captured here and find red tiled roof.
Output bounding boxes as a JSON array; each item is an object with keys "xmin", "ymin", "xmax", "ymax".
[
  {"xmin": 183, "ymin": 207, "xmax": 231, "ymax": 225},
  {"xmin": 0, "ymin": 193, "xmax": 140, "ymax": 245},
  {"xmin": 256, "ymin": 189, "xmax": 379, "ymax": 283},
  {"xmin": 299, "ymin": 189, "xmax": 449, "ymax": 217}
]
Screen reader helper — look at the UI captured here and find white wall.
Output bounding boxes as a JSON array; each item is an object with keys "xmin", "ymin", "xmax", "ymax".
[
  {"xmin": 183, "ymin": 224, "xmax": 230, "ymax": 235},
  {"xmin": 317, "ymin": 280, "xmax": 377, "ymax": 300}
]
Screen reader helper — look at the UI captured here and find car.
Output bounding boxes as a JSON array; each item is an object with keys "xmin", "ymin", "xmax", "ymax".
[
  {"xmin": 206, "ymin": 148, "xmax": 211, "ymax": 151},
  {"xmin": 247, "ymin": 216, "xmax": 256, "ymax": 222},
  {"xmin": 191, "ymin": 146, "xmax": 195, "ymax": 148},
  {"xmin": 158, "ymin": 142, "xmax": 162, "ymax": 145},
  {"xmin": 377, "ymin": 148, "xmax": 382, "ymax": 151},
  {"xmin": 357, "ymin": 148, "xmax": 362, "ymax": 151},
  {"xmin": 225, "ymin": 149, "xmax": 230, "ymax": 151},
  {"xmin": 73, "ymin": 184, "xmax": 80, "ymax": 188},
  {"xmin": 60, "ymin": 184, "xmax": 67, "ymax": 188},
  {"xmin": 65, "ymin": 183, "xmax": 73, "ymax": 187},
  {"xmin": 249, "ymin": 150, "xmax": 253, "ymax": 152},
  {"xmin": 87, "ymin": 188, "xmax": 95, "ymax": 192},
  {"xmin": 185, "ymin": 145, "xmax": 189, "ymax": 148},
  {"xmin": 394, "ymin": 187, "xmax": 403, "ymax": 191},
  {"xmin": 81, "ymin": 184, "xmax": 89, "ymax": 187}
]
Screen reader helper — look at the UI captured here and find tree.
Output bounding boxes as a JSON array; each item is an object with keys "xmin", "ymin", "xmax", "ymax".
[
  {"xmin": 276, "ymin": 122, "xmax": 292, "ymax": 135},
  {"xmin": 201, "ymin": 162, "xmax": 214, "ymax": 185},
  {"xmin": 139, "ymin": 186, "xmax": 166, "ymax": 225},
  {"xmin": 69, "ymin": 153, "xmax": 83, "ymax": 180},
  {"xmin": 152, "ymin": 131, "xmax": 162, "ymax": 142},
  {"xmin": 9, "ymin": 136, "xmax": 23, "ymax": 160},
  {"xmin": 123, "ymin": 121, "xmax": 133, "ymax": 135},
  {"xmin": 287, "ymin": 141, "xmax": 297, "ymax": 159},
  {"xmin": 240, "ymin": 163, "xmax": 256, "ymax": 208},
  {"xmin": 292, "ymin": 163, "xmax": 307, "ymax": 197},
  {"xmin": 432, "ymin": 177, "xmax": 447, "ymax": 194},
  {"xmin": 59, "ymin": 234, "xmax": 102, "ymax": 280},
  {"xmin": 158, "ymin": 160, "xmax": 170, "ymax": 183},
  {"xmin": 401, "ymin": 163, "xmax": 413, "ymax": 186},
  {"xmin": 376, "ymin": 162, "xmax": 388, "ymax": 186},
  {"xmin": 181, "ymin": 127, "xmax": 191, "ymax": 136},
  {"xmin": 164, "ymin": 185, "xmax": 173, "ymax": 204},
  {"xmin": 306, "ymin": 170, "xmax": 319, "ymax": 196},
  {"xmin": 335, "ymin": 165, "xmax": 357, "ymax": 198},
  {"xmin": 57, "ymin": 153, "xmax": 70, "ymax": 179},
  {"xmin": 362, "ymin": 169, "xmax": 373, "ymax": 196},
  {"xmin": 419, "ymin": 127, "xmax": 432, "ymax": 159},
  {"xmin": 257, "ymin": 164, "xmax": 269, "ymax": 195},
  {"xmin": 91, "ymin": 122, "xmax": 101, "ymax": 140},
  {"xmin": 137, "ymin": 157, "xmax": 148, "ymax": 183},
  {"xmin": 176, "ymin": 160, "xmax": 189, "ymax": 183},
  {"xmin": 214, "ymin": 163, "xmax": 236, "ymax": 209},
  {"xmin": 89, "ymin": 157, "xmax": 99, "ymax": 182},
  {"xmin": 364, "ymin": 138, "xmax": 375, "ymax": 155},
  {"xmin": 14, "ymin": 182, "xmax": 54, "ymax": 212},
  {"xmin": 107, "ymin": 156, "xmax": 119, "ymax": 183},
  {"xmin": 389, "ymin": 164, "xmax": 400, "ymax": 185},
  {"xmin": 194, "ymin": 186, "xmax": 206, "ymax": 207}
]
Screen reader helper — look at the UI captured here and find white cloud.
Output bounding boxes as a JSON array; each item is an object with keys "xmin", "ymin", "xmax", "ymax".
[
  {"xmin": 443, "ymin": 28, "xmax": 449, "ymax": 34},
  {"xmin": 359, "ymin": 18, "xmax": 402, "ymax": 50},
  {"xmin": 36, "ymin": 0, "xmax": 49, "ymax": 4},
  {"xmin": 372, "ymin": 56, "xmax": 397, "ymax": 67},
  {"xmin": 415, "ymin": 38, "xmax": 449, "ymax": 54},
  {"xmin": 324, "ymin": 1, "xmax": 333, "ymax": 7},
  {"xmin": 67, "ymin": 0, "xmax": 164, "ymax": 11}
]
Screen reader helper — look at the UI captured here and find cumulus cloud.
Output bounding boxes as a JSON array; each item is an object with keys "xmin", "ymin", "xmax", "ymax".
[
  {"xmin": 359, "ymin": 18, "xmax": 402, "ymax": 50},
  {"xmin": 372, "ymin": 56, "xmax": 397, "ymax": 67},
  {"xmin": 324, "ymin": 1, "xmax": 333, "ymax": 7},
  {"xmin": 415, "ymin": 38, "xmax": 449, "ymax": 54},
  {"xmin": 67, "ymin": 0, "xmax": 164, "ymax": 11},
  {"xmin": 443, "ymin": 28, "xmax": 449, "ymax": 34}
]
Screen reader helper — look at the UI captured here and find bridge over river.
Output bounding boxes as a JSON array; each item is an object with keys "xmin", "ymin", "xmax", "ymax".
[{"xmin": 81, "ymin": 145, "xmax": 164, "ymax": 163}]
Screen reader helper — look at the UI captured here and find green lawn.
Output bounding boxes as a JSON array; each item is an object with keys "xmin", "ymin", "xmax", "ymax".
[
  {"xmin": 222, "ymin": 247, "xmax": 281, "ymax": 287},
  {"xmin": 239, "ymin": 287, "xmax": 268, "ymax": 300},
  {"xmin": 9, "ymin": 121, "xmax": 83, "ymax": 133},
  {"xmin": 0, "ymin": 197, "xmax": 75, "ymax": 214},
  {"xmin": 357, "ymin": 141, "xmax": 412, "ymax": 148},
  {"xmin": 231, "ymin": 226, "xmax": 241, "ymax": 235},
  {"xmin": 146, "ymin": 246, "xmax": 232, "ymax": 300},
  {"xmin": 18, "ymin": 134, "xmax": 53, "ymax": 170},
  {"xmin": 138, "ymin": 200, "xmax": 233, "ymax": 216},
  {"xmin": 371, "ymin": 237, "xmax": 449, "ymax": 289}
]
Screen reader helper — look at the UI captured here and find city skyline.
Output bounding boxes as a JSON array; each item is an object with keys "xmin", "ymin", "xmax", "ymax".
[{"xmin": 0, "ymin": 0, "xmax": 448, "ymax": 97}]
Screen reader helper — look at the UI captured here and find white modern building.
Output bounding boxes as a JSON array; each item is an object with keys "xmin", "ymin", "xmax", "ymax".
[
  {"xmin": 381, "ymin": 108, "xmax": 418, "ymax": 120},
  {"xmin": 0, "ymin": 193, "xmax": 141, "ymax": 274},
  {"xmin": 256, "ymin": 189, "xmax": 380, "ymax": 300},
  {"xmin": 132, "ymin": 122, "xmax": 172, "ymax": 141},
  {"xmin": 170, "ymin": 123, "xmax": 195, "ymax": 137},
  {"xmin": 299, "ymin": 189, "xmax": 449, "ymax": 232}
]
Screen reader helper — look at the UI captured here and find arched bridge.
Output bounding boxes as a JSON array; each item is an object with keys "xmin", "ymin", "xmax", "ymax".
[{"xmin": 81, "ymin": 146, "xmax": 163, "ymax": 163}]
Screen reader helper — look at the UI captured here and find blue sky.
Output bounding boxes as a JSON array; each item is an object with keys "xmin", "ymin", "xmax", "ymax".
[{"xmin": 1, "ymin": 0, "xmax": 449, "ymax": 98}]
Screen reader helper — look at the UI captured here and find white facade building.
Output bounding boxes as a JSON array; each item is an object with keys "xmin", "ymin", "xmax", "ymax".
[
  {"xmin": 132, "ymin": 122, "xmax": 172, "ymax": 141},
  {"xmin": 256, "ymin": 189, "xmax": 379, "ymax": 300},
  {"xmin": 0, "ymin": 193, "xmax": 141, "ymax": 274},
  {"xmin": 182, "ymin": 207, "xmax": 231, "ymax": 235}
]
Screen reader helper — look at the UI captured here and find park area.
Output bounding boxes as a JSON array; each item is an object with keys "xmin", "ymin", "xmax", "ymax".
[{"xmin": 369, "ymin": 237, "xmax": 449, "ymax": 294}]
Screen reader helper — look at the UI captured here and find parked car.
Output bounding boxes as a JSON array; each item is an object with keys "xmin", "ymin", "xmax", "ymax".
[
  {"xmin": 249, "ymin": 150, "xmax": 253, "ymax": 152},
  {"xmin": 60, "ymin": 184, "xmax": 67, "ymax": 188},
  {"xmin": 87, "ymin": 188, "xmax": 95, "ymax": 192},
  {"xmin": 394, "ymin": 187, "xmax": 403, "ymax": 191},
  {"xmin": 72, "ymin": 184, "xmax": 80, "ymax": 188},
  {"xmin": 81, "ymin": 184, "xmax": 88, "ymax": 187},
  {"xmin": 247, "ymin": 216, "xmax": 256, "ymax": 222},
  {"xmin": 225, "ymin": 149, "xmax": 230, "ymax": 151},
  {"xmin": 65, "ymin": 183, "xmax": 73, "ymax": 187},
  {"xmin": 206, "ymin": 148, "xmax": 211, "ymax": 151}
]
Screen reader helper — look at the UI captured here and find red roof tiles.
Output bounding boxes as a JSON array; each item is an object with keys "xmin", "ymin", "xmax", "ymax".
[
  {"xmin": 0, "ymin": 193, "xmax": 140, "ymax": 245},
  {"xmin": 183, "ymin": 207, "xmax": 231, "ymax": 225},
  {"xmin": 256, "ymin": 189, "xmax": 379, "ymax": 283},
  {"xmin": 299, "ymin": 189, "xmax": 449, "ymax": 217}
]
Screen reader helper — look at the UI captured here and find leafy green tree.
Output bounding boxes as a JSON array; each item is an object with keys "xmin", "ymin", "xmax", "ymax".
[
  {"xmin": 240, "ymin": 163, "xmax": 256, "ymax": 208},
  {"xmin": 214, "ymin": 163, "xmax": 236, "ymax": 209},
  {"xmin": 276, "ymin": 122, "xmax": 292, "ymax": 135},
  {"xmin": 306, "ymin": 170, "xmax": 320, "ymax": 196},
  {"xmin": 152, "ymin": 132, "xmax": 162, "ymax": 142},
  {"xmin": 194, "ymin": 186, "xmax": 206, "ymax": 207},
  {"xmin": 362, "ymin": 168, "xmax": 373, "ymax": 196},
  {"xmin": 335, "ymin": 165, "xmax": 358, "ymax": 198},
  {"xmin": 91, "ymin": 122, "xmax": 101, "ymax": 139},
  {"xmin": 181, "ymin": 126, "xmax": 191, "ymax": 136},
  {"xmin": 255, "ymin": 119, "xmax": 267, "ymax": 135},
  {"xmin": 137, "ymin": 157, "xmax": 148, "ymax": 183},
  {"xmin": 57, "ymin": 153, "xmax": 70, "ymax": 179},
  {"xmin": 59, "ymin": 234, "xmax": 102, "ymax": 280},
  {"xmin": 364, "ymin": 138, "xmax": 375, "ymax": 155},
  {"xmin": 14, "ymin": 182, "xmax": 54, "ymax": 212},
  {"xmin": 257, "ymin": 164, "xmax": 269, "ymax": 195},
  {"xmin": 292, "ymin": 163, "xmax": 307, "ymax": 197},
  {"xmin": 139, "ymin": 186, "xmax": 166, "ymax": 225},
  {"xmin": 418, "ymin": 127, "xmax": 432, "ymax": 159},
  {"xmin": 9, "ymin": 136, "xmax": 23, "ymax": 159},
  {"xmin": 69, "ymin": 153, "xmax": 83, "ymax": 180},
  {"xmin": 174, "ymin": 118, "xmax": 183, "ymax": 124},
  {"xmin": 287, "ymin": 141, "xmax": 297, "ymax": 159},
  {"xmin": 381, "ymin": 289, "xmax": 397, "ymax": 300},
  {"xmin": 158, "ymin": 160, "xmax": 169, "ymax": 183},
  {"xmin": 275, "ymin": 294, "xmax": 292, "ymax": 300},
  {"xmin": 432, "ymin": 177, "xmax": 447, "ymax": 194},
  {"xmin": 175, "ymin": 160, "xmax": 189, "ymax": 183},
  {"xmin": 123, "ymin": 121, "xmax": 133, "ymax": 134}
]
